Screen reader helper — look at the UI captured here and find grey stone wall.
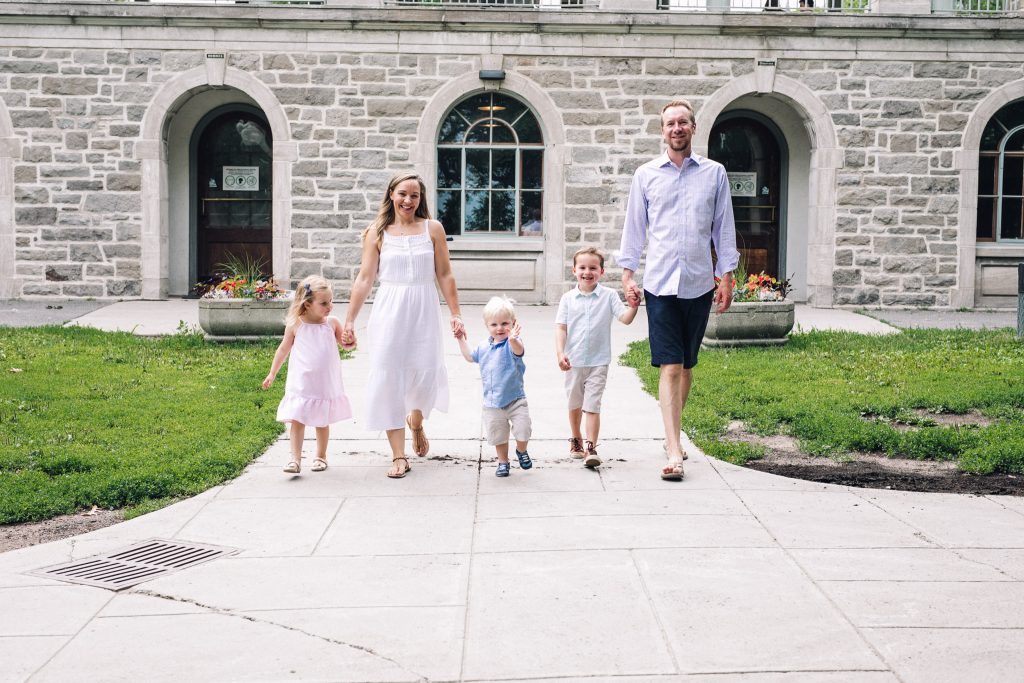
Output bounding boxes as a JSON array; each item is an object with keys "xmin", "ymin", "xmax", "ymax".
[{"xmin": 2, "ymin": 40, "xmax": 1022, "ymax": 305}]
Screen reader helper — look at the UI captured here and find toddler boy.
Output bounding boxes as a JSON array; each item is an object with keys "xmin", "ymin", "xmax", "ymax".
[{"xmin": 456, "ymin": 296, "xmax": 533, "ymax": 477}]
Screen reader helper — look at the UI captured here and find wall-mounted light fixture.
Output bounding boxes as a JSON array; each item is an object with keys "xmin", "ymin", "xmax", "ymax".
[{"xmin": 479, "ymin": 70, "xmax": 506, "ymax": 81}]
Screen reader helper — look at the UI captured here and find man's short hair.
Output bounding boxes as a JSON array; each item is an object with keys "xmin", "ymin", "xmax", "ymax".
[
  {"xmin": 572, "ymin": 246, "xmax": 605, "ymax": 269},
  {"xmin": 661, "ymin": 100, "xmax": 696, "ymax": 126},
  {"xmin": 483, "ymin": 295, "xmax": 516, "ymax": 322}
]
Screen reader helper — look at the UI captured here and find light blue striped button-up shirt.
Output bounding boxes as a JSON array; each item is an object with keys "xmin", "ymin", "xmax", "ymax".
[{"xmin": 618, "ymin": 152, "xmax": 740, "ymax": 299}]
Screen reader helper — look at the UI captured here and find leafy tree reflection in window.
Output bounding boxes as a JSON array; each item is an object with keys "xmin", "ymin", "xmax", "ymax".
[{"xmin": 436, "ymin": 92, "xmax": 544, "ymax": 237}]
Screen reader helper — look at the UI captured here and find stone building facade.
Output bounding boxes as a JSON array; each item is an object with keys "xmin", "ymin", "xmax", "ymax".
[{"xmin": 1, "ymin": 1, "xmax": 1023, "ymax": 307}]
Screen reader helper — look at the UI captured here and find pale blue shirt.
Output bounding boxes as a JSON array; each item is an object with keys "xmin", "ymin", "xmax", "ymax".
[
  {"xmin": 470, "ymin": 337, "xmax": 526, "ymax": 409},
  {"xmin": 556, "ymin": 284, "xmax": 627, "ymax": 368},
  {"xmin": 618, "ymin": 152, "xmax": 740, "ymax": 299}
]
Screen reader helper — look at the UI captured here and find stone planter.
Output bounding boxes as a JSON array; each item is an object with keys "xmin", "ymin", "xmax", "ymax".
[
  {"xmin": 702, "ymin": 300, "xmax": 796, "ymax": 347},
  {"xmin": 198, "ymin": 298, "xmax": 290, "ymax": 340}
]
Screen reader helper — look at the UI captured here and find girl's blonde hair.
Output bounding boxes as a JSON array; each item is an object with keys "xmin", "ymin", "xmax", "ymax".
[
  {"xmin": 482, "ymin": 295, "xmax": 516, "ymax": 322},
  {"xmin": 363, "ymin": 172, "xmax": 432, "ymax": 249},
  {"xmin": 286, "ymin": 275, "xmax": 332, "ymax": 327}
]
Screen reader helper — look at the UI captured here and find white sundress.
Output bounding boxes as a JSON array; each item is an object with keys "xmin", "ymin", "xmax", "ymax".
[{"xmin": 364, "ymin": 222, "xmax": 450, "ymax": 431}]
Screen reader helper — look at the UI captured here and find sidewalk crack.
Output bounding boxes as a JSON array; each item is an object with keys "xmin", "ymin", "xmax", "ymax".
[{"xmin": 133, "ymin": 589, "xmax": 431, "ymax": 681}]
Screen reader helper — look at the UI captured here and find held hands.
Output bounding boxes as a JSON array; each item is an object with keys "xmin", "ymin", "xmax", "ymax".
[
  {"xmin": 341, "ymin": 321, "xmax": 357, "ymax": 349},
  {"xmin": 557, "ymin": 353, "xmax": 571, "ymax": 372},
  {"xmin": 626, "ymin": 288, "xmax": 642, "ymax": 308},
  {"xmin": 450, "ymin": 315, "xmax": 465, "ymax": 340}
]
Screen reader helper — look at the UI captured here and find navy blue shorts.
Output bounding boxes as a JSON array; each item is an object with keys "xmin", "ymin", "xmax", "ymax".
[{"xmin": 645, "ymin": 288, "xmax": 715, "ymax": 369}]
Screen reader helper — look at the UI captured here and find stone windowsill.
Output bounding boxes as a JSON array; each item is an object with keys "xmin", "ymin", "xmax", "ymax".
[
  {"xmin": 447, "ymin": 237, "xmax": 544, "ymax": 254},
  {"xmin": 976, "ymin": 243, "xmax": 1024, "ymax": 258}
]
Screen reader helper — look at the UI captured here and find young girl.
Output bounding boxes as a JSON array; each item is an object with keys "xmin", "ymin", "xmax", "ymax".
[{"xmin": 262, "ymin": 275, "xmax": 353, "ymax": 474}]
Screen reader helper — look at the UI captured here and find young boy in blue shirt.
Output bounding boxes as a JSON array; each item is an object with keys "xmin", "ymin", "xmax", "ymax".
[{"xmin": 456, "ymin": 296, "xmax": 533, "ymax": 477}]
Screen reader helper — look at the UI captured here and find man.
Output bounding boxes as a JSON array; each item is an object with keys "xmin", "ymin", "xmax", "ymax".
[{"xmin": 618, "ymin": 100, "xmax": 739, "ymax": 481}]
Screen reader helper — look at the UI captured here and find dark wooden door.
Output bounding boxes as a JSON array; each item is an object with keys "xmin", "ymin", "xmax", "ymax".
[
  {"xmin": 196, "ymin": 112, "xmax": 273, "ymax": 278},
  {"xmin": 709, "ymin": 116, "xmax": 783, "ymax": 279}
]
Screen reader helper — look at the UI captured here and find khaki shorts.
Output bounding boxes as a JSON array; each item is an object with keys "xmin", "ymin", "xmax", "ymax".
[
  {"xmin": 564, "ymin": 365, "xmax": 609, "ymax": 413},
  {"xmin": 482, "ymin": 398, "xmax": 532, "ymax": 446}
]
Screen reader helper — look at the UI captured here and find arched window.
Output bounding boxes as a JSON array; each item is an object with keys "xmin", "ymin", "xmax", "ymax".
[
  {"xmin": 977, "ymin": 99, "xmax": 1024, "ymax": 242},
  {"xmin": 436, "ymin": 92, "xmax": 544, "ymax": 237}
]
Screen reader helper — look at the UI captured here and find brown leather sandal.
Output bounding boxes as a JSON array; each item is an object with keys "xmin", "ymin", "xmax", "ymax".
[{"xmin": 387, "ymin": 456, "xmax": 411, "ymax": 479}]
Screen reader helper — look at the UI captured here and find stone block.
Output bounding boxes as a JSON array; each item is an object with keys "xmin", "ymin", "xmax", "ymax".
[
  {"xmin": 70, "ymin": 243, "xmax": 103, "ymax": 262},
  {"xmin": 16, "ymin": 247, "xmax": 66, "ymax": 261},
  {"xmin": 86, "ymin": 263, "xmax": 116, "ymax": 277},
  {"xmin": 881, "ymin": 292, "xmax": 936, "ymax": 306},
  {"xmin": 914, "ymin": 62, "xmax": 969, "ymax": 79},
  {"xmin": 291, "ymin": 213, "xmax": 348, "ymax": 230},
  {"xmin": 16, "ymin": 207, "xmax": 57, "ymax": 225},
  {"xmin": 62, "ymin": 284, "xmax": 104, "ymax": 297},
  {"xmin": 0, "ymin": 60, "xmax": 57, "ymax": 74},
  {"xmin": 928, "ymin": 242, "xmax": 957, "ymax": 256},
  {"xmin": 869, "ymin": 79, "xmax": 943, "ymax": 99},
  {"xmin": 645, "ymin": 59, "xmax": 698, "ymax": 76},
  {"xmin": 106, "ymin": 280, "xmax": 140, "ymax": 297},
  {"xmin": 874, "ymin": 236, "xmax": 927, "ymax": 254},
  {"xmin": 15, "ymin": 166, "xmax": 38, "ymax": 183},
  {"xmin": 41, "ymin": 77, "xmax": 97, "ymax": 96},
  {"xmin": 879, "ymin": 155, "xmax": 929, "ymax": 174},
  {"xmin": 115, "ymin": 222, "xmax": 140, "ymax": 242},
  {"xmin": 832, "ymin": 268, "xmax": 862, "ymax": 286},
  {"xmin": 22, "ymin": 283, "xmax": 61, "ymax": 296},
  {"xmin": 15, "ymin": 186, "xmax": 48, "ymax": 204},
  {"xmin": 881, "ymin": 101, "xmax": 922, "ymax": 119},
  {"xmin": 833, "ymin": 287, "xmax": 880, "ymax": 305},
  {"xmin": 109, "ymin": 124, "xmax": 139, "ymax": 138},
  {"xmin": 336, "ymin": 193, "xmax": 366, "ymax": 211},
  {"xmin": 834, "ymin": 249, "xmax": 854, "ymax": 267},
  {"xmin": 105, "ymin": 173, "xmax": 141, "ymax": 191},
  {"xmin": 84, "ymin": 194, "xmax": 140, "ymax": 213},
  {"xmin": 882, "ymin": 255, "xmax": 934, "ymax": 274},
  {"xmin": 101, "ymin": 244, "xmax": 141, "ymax": 259},
  {"xmin": 111, "ymin": 85, "xmax": 156, "ymax": 104},
  {"xmin": 838, "ymin": 189, "xmax": 887, "ymax": 206},
  {"xmin": 910, "ymin": 176, "xmax": 958, "ymax": 194},
  {"xmin": 311, "ymin": 67, "xmax": 350, "ymax": 85},
  {"xmin": 566, "ymin": 187, "xmax": 611, "ymax": 205},
  {"xmin": 64, "ymin": 131, "xmax": 89, "ymax": 150},
  {"xmin": 366, "ymin": 98, "xmax": 414, "ymax": 117},
  {"xmin": 11, "ymin": 110, "xmax": 53, "ymax": 128},
  {"xmin": 350, "ymin": 67, "xmax": 386, "ymax": 82},
  {"xmin": 293, "ymin": 161, "xmax": 329, "ymax": 177},
  {"xmin": 929, "ymin": 133, "xmax": 961, "ymax": 148},
  {"xmin": 45, "ymin": 264, "xmax": 82, "ymax": 281}
]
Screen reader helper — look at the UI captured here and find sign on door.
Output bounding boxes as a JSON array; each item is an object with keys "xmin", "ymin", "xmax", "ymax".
[{"xmin": 223, "ymin": 166, "xmax": 259, "ymax": 192}]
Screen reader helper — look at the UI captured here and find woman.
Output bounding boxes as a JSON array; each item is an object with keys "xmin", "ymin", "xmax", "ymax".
[{"xmin": 342, "ymin": 173, "xmax": 464, "ymax": 478}]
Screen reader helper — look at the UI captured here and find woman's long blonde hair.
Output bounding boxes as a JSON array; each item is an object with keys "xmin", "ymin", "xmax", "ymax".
[
  {"xmin": 363, "ymin": 172, "xmax": 432, "ymax": 249},
  {"xmin": 285, "ymin": 275, "xmax": 332, "ymax": 328}
]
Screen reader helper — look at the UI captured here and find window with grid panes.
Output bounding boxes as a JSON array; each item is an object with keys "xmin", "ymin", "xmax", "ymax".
[
  {"xmin": 977, "ymin": 99, "xmax": 1024, "ymax": 242},
  {"xmin": 436, "ymin": 93, "xmax": 544, "ymax": 237}
]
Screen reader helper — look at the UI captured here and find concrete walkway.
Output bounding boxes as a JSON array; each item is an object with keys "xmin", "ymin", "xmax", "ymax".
[{"xmin": 2, "ymin": 303, "xmax": 1023, "ymax": 682}]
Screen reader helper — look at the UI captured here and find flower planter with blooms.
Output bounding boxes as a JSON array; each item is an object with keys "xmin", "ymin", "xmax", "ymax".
[
  {"xmin": 194, "ymin": 255, "xmax": 292, "ymax": 339},
  {"xmin": 703, "ymin": 269, "xmax": 796, "ymax": 347}
]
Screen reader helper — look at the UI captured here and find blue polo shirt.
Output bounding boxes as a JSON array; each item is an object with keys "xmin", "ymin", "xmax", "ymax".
[{"xmin": 470, "ymin": 337, "xmax": 526, "ymax": 409}]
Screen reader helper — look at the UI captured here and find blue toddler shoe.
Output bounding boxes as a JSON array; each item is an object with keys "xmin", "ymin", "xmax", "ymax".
[
  {"xmin": 496, "ymin": 461, "xmax": 511, "ymax": 477},
  {"xmin": 515, "ymin": 450, "xmax": 533, "ymax": 470}
]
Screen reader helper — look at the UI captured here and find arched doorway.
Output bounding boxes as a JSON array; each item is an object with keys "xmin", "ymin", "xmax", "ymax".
[
  {"xmin": 709, "ymin": 112, "xmax": 788, "ymax": 281},
  {"xmin": 190, "ymin": 104, "xmax": 273, "ymax": 283}
]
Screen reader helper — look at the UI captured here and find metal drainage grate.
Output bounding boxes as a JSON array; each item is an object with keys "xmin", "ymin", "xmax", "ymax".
[{"xmin": 28, "ymin": 538, "xmax": 238, "ymax": 591}]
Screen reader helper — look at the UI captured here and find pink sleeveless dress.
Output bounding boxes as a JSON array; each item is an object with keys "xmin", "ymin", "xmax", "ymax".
[{"xmin": 276, "ymin": 319, "xmax": 352, "ymax": 427}]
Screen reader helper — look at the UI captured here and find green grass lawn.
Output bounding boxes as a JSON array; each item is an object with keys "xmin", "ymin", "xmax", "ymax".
[
  {"xmin": 620, "ymin": 328, "xmax": 1024, "ymax": 475},
  {"xmin": 0, "ymin": 326, "xmax": 285, "ymax": 524}
]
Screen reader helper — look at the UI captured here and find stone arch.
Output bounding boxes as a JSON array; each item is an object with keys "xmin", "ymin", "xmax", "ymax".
[
  {"xmin": 954, "ymin": 78, "xmax": 1024, "ymax": 308},
  {"xmin": 414, "ymin": 68, "xmax": 568, "ymax": 303},
  {"xmin": 138, "ymin": 66, "xmax": 294, "ymax": 298},
  {"xmin": 694, "ymin": 71, "xmax": 842, "ymax": 307},
  {"xmin": 0, "ymin": 97, "xmax": 18, "ymax": 298}
]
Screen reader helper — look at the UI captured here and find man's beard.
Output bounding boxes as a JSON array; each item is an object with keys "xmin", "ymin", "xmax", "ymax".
[{"xmin": 668, "ymin": 137, "xmax": 691, "ymax": 153}]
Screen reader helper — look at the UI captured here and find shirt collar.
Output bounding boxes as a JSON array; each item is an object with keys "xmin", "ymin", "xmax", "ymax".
[
  {"xmin": 658, "ymin": 151, "xmax": 705, "ymax": 170},
  {"xmin": 573, "ymin": 285, "xmax": 599, "ymax": 298},
  {"xmin": 488, "ymin": 337, "xmax": 508, "ymax": 347}
]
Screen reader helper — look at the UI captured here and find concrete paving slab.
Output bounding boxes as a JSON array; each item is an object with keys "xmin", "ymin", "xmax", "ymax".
[
  {"xmin": 252, "ymin": 437, "xmax": 482, "ymax": 467},
  {"xmin": 794, "ymin": 305, "xmax": 899, "ymax": 335},
  {"xmin": 708, "ymin": 459, "xmax": 838, "ymax": 491},
  {"xmin": 96, "ymin": 593, "xmax": 208, "ymax": 617},
  {"xmin": 820, "ymin": 580, "xmax": 1024, "ymax": 628},
  {"xmin": 462, "ymin": 549, "xmax": 677, "ymax": 680},
  {"xmin": 217, "ymin": 461, "xmax": 480, "ymax": 499},
  {"xmin": 244, "ymin": 606, "xmax": 465, "ymax": 681},
  {"xmin": 988, "ymin": 493, "xmax": 1024, "ymax": 516},
  {"xmin": 0, "ymin": 635, "xmax": 70, "ymax": 683},
  {"xmin": 475, "ymin": 489, "xmax": 750, "ymax": 519},
  {"xmin": 142, "ymin": 555, "xmax": 468, "ymax": 612},
  {"xmin": 474, "ymin": 513, "xmax": 776, "ymax": 553},
  {"xmin": 854, "ymin": 489, "xmax": 1024, "ymax": 548},
  {"xmin": 736, "ymin": 490, "xmax": 935, "ymax": 548},
  {"xmin": 174, "ymin": 497, "xmax": 344, "ymax": 557},
  {"xmin": 64, "ymin": 299, "xmax": 200, "ymax": 337},
  {"xmin": 315, "ymin": 495, "xmax": 476, "ymax": 556},
  {"xmin": 0, "ymin": 585, "xmax": 112, "ymax": 636},
  {"xmin": 860, "ymin": 627, "xmax": 1024, "ymax": 683},
  {"xmin": 475, "ymin": 460, "xmax": 605, "ymax": 494},
  {"xmin": 504, "ymin": 675, "xmax": 898, "ymax": 683},
  {"xmin": 788, "ymin": 548, "xmax": 1011, "ymax": 582},
  {"xmin": 599, "ymin": 459, "xmax": 734, "ymax": 492},
  {"xmin": 634, "ymin": 547, "xmax": 886, "ymax": 673},
  {"xmin": 29, "ymin": 612, "xmax": 421, "ymax": 683},
  {"xmin": 955, "ymin": 548, "xmax": 1024, "ymax": 580}
]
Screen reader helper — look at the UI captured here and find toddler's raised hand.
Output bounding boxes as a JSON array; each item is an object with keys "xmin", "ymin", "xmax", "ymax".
[{"xmin": 511, "ymin": 320, "xmax": 522, "ymax": 339}]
